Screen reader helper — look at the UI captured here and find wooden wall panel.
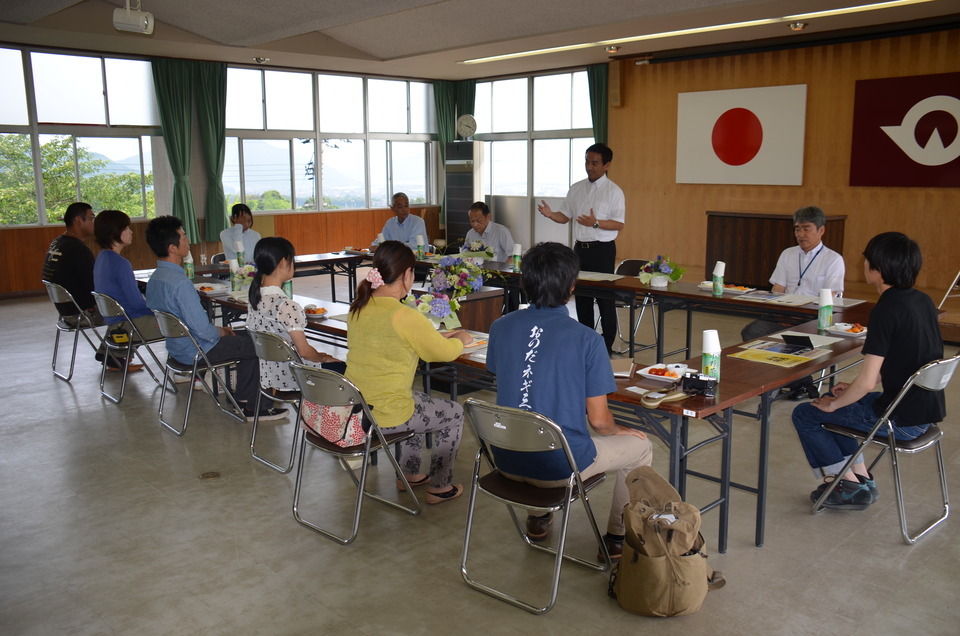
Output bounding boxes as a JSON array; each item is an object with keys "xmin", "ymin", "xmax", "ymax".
[{"xmin": 609, "ymin": 29, "xmax": 960, "ymax": 291}]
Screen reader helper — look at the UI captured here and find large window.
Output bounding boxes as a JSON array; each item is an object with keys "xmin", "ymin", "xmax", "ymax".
[
  {"xmin": 0, "ymin": 49, "xmax": 159, "ymax": 225},
  {"xmin": 226, "ymin": 70, "xmax": 436, "ymax": 212},
  {"xmin": 475, "ymin": 71, "xmax": 593, "ymax": 200}
]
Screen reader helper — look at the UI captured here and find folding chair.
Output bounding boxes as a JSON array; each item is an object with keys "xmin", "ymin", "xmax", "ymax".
[
  {"xmin": 289, "ymin": 363, "xmax": 421, "ymax": 545},
  {"xmin": 248, "ymin": 330, "xmax": 305, "ymax": 473},
  {"xmin": 91, "ymin": 292, "xmax": 172, "ymax": 403},
  {"xmin": 814, "ymin": 354, "xmax": 959, "ymax": 544},
  {"xmin": 460, "ymin": 398, "xmax": 612, "ymax": 615},
  {"xmin": 152, "ymin": 310, "xmax": 245, "ymax": 436},
  {"xmin": 42, "ymin": 280, "xmax": 107, "ymax": 382},
  {"xmin": 939, "ymin": 268, "xmax": 960, "ymax": 309},
  {"xmin": 595, "ymin": 259, "xmax": 658, "ymax": 355}
]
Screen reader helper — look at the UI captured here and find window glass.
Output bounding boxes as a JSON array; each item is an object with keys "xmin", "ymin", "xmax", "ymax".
[
  {"xmin": 318, "ymin": 74, "xmax": 364, "ymax": 133},
  {"xmin": 243, "ymin": 139, "xmax": 292, "ymax": 210},
  {"xmin": 571, "ymin": 71, "xmax": 592, "ymax": 129},
  {"xmin": 265, "ymin": 70, "xmax": 313, "ymax": 130},
  {"xmin": 534, "ymin": 73, "xmax": 572, "ymax": 131},
  {"xmin": 293, "ymin": 138, "xmax": 317, "ymax": 210},
  {"xmin": 410, "ymin": 82, "xmax": 435, "ymax": 134},
  {"xmin": 392, "ymin": 142, "xmax": 427, "ymax": 204},
  {"xmin": 39, "ymin": 134, "xmax": 78, "ymax": 223},
  {"xmin": 0, "ymin": 133, "xmax": 38, "ymax": 224},
  {"xmin": 489, "ymin": 140, "xmax": 528, "ymax": 195},
  {"xmin": 533, "ymin": 139, "xmax": 571, "ymax": 197},
  {"xmin": 368, "ymin": 79, "xmax": 407, "ymax": 133},
  {"xmin": 321, "ymin": 139, "xmax": 366, "ymax": 209},
  {"xmin": 77, "ymin": 136, "xmax": 154, "ymax": 218},
  {"xmin": 368, "ymin": 139, "xmax": 387, "ymax": 209},
  {"xmin": 474, "ymin": 82, "xmax": 491, "ymax": 134},
  {"xmin": 226, "ymin": 68, "xmax": 264, "ymax": 129},
  {"xmin": 105, "ymin": 59, "xmax": 159, "ymax": 126},
  {"xmin": 0, "ymin": 49, "xmax": 29, "ymax": 126},
  {"xmin": 491, "ymin": 78, "xmax": 527, "ymax": 133},
  {"xmin": 570, "ymin": 137, "xmax": 594, "ymax": 185},
  {"xmin": 223, "ymin": 137, "xmax": 241, "ymax": 209},
  {"xmin": 32, "ymin": 53, "xmax": 105, "ymax": 125}
]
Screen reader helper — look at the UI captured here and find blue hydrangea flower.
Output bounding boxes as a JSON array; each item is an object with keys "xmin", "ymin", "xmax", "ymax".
[
  {"xmin": 429, "ymin": 296, "xmax": 452, "ymax": 318},
  {"xmin": 659, "ymin": 263, "xmax": 673, "ymax": 274},
  {"xmin": 431, "ymin": 271, "xmax": 450, "ymax": 291},
  {"xmin": 439, "ymin": 256, "xmax": 461, "ymax": 268}
]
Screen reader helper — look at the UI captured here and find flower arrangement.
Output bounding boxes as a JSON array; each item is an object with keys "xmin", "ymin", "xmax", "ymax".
[
  {"xmin": 231, "ymin": 263, "xmax": 256, "ymax": 291},
  {"xmin": 637, "ymin": 255, "xmax": 685, "ymax": 284},
  {"xmin": 460, "ymin": 239, "xmax": 494, "ymax": 261},
  {"xmin": 404, "ymin": 255, "xmax": 483, "ymax": 327}
]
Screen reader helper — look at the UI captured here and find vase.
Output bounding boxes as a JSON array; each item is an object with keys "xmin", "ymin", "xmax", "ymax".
[{"xmin": 650, "ymin": 275, "xmax": 670, "ymax": 288}]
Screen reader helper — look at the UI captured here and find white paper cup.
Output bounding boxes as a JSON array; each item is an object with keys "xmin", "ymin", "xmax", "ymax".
[
  {"xmin": 713, "ymin": 261, "xmax": 726, "ymax": 277},
  {"xmin": 513, "ymin": 243, "xmax": 522, "ymax": 256},
  {"xmin": 819, "ymin": 288, "xmax": 833, "ymax": 306},
  {"xmin": 702, "ymin": 329, "xmax": 721, "ymax": 354}
]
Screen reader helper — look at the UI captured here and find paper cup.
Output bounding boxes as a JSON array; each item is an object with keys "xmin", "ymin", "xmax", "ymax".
[
  {"xmin": 713, "ymin": 261, "xmax": 726, "ymax": 277},
  {"xmin": 702, "ymin": 329, "xmax": 721, "ymax": 354},
  {"xmin": 513, "ymin": 243, "xmax": 522, "ymax": 255},
  {"xmin": 819, "ymin": 288, "xmax": 833, "ymax": 306}
]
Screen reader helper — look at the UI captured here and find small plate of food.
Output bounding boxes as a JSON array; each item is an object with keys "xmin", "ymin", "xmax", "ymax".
[
  {"xmin": 637, "ymin": 363, "xmax": 688, "ymax": 382},
  {"xmin": 304, "ymin": 304, "xmax": 328, "ymax": 320},
  {"xmin": 193, "ymin": 281, "xmax": 228, "ymax": 293},
  {"xmin": 825, "ymin": 322, "xmax": 867, "ymax": 337},
  {"xmin": 697, "ymin": 281, "xmax": 754, "ymax": 293}
]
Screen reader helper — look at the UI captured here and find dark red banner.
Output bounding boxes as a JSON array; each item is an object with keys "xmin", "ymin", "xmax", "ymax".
[{"xmin": 849, "ymin": 72, "xmax": 960, "ymax": 187}]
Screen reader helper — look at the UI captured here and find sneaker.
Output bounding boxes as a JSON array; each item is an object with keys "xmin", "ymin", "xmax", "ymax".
[
  {"xmin": 858, "ymin": 472, "xmax": 879, "ymax": 503},
  {"xmin": 526, "ymin": 513, "xmax": 553, "ymax": 541},
  {"xmin": 598, "ymin": 533, "xmax": 624, "ymax": 562},
  {"xmin": 811, "ymin": 478, "xmax": 872, "ymax": 510},
  {"xmin": 244, "ymin": 406, "xmax": 288, "ymax": 422}
]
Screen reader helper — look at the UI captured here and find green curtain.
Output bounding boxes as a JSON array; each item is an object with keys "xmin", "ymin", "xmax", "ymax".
[
  {"xmin": 195, "ymin": 62, "xmax": 228, "ymax": 242},
  {"xmin": 433, "ymin": 80, "xmax": 457, "ymax": 224},
  {"xmin": 151, "ymin": 58, "xmax": 199, "ymax": 241},
  {"xmin": 455, "ymin": 79, "xmax": 476, "ymax": 127},
  {"xmin": 587, "ymin": 63, "xmax": 608, "ymax": 145}
]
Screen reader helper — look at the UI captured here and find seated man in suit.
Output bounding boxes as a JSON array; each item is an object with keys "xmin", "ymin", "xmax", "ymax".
[
  {"xmin": 486, "ymin": 242, "xmax": 653, "ymax": 560},
  {"xmin": 741, "ymin": 205, "xmax": 845, "ymax": 399},
  {"xmin": 379, "ymin": 192, "xmax": 426, "ymax": 250},
  {"xmin": 145, "ymin": 216, "xmax": 285, "ymax": 421}
]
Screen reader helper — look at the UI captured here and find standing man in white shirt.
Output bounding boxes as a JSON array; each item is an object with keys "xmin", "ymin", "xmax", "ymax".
[
  {"xmin": 380, "ymin": 192, "xmax": 427, "ymax": 250},
  {"xmin": 464, "ymin": 201, "xmax": 515, "ymax": 262},
  {"xmin": 537, "ymin": 143, "xmax": 625, "ymax": 354},
  {"xmin": 220, "ymin": 203, "xmax": 261, "ymax": 263},
  {"xmin": 741, "ymin": 205, "xmax": 846, "ymax": 399}
]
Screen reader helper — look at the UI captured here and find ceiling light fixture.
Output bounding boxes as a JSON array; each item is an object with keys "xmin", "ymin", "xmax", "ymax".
[
  {"xmin": 113, "ymin": 0, "xmax": 154, "ymax": 35},
  {"xmin": 605, "ymin": 45, "xmax": 620, "ymax": 53},
  {"xmin": 254, "ymin": 57, "xmax": 270, "ymax": 64},
  {"xmin": 790, "ymin": 22, "xmax": 808, "ymax": 31},
  {"xmin": 461, "ymin": 0, "xmax": 935, "ymax": 64}
]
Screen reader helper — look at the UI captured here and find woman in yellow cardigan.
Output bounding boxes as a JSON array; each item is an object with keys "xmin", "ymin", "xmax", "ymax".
[{"xmin": 346, "ymin": 241, "xmax": 473, "ymax": 504}]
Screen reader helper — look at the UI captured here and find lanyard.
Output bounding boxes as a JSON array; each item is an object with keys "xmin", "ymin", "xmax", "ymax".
[{"xmin": 797, "ymin": 245, "xmax": 824, "ymax": 287}]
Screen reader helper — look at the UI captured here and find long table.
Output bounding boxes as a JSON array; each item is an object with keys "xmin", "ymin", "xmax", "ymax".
[
  {"xmin": 292, "ymin": 252, "xmax": 364, "ymax": 303},
  {"xmin": 608, "ymin": 318, "xmax": 868, "ymax": 552}
]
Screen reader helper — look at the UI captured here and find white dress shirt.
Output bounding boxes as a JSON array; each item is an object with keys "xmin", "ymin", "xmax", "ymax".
[
  {"xmin": 561, "ymin": 174, "xmax": 625, "ymax": 243},
  {"xmin": 465, "ymin": 221, "xmax": 515, "ymax": 262},
  {"xmin": 770, "ymin": 243, "xmax": 845, "ymax": 295}
]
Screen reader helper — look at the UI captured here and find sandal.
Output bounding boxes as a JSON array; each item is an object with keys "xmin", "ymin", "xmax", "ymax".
[
  {"xmin": 425, "ymin": 484, "xmax": 464, "ymax": 505},
  {"xmin": 396, "ymin": 474, "xmax": 430, "ymax": 492}
]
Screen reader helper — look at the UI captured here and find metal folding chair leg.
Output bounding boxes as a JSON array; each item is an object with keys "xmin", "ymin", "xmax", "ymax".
[{"xmin": 250, "ymin": 390, "xmax": 302, "ymax": 474}]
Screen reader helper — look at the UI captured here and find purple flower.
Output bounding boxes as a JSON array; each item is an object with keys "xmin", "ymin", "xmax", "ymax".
[
  {"xmin": 429, "ymin": 296, "xmax": 452, "ymax": 318},
  {"xmin": 439, "ymin": 256, "xmax": 461, "ymax": 268},
  {"xmin": 431, "ymin": 271, "xmax": 450, "ymax": 292},
  {"xmin": 470, "ymin": 276, "xmax": 482, "ymax": 291},
  {"xmin": 659, "ymin": 263, "xmax": 673, "ymax": 274}
]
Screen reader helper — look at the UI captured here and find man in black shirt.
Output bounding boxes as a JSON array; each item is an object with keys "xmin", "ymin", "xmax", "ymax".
[
  {"xmin": 42, "ymin": 202, "xmax": 102, "ymax": 326},
  {"xmin": 792, "ymin": 232, "xmax": 945, "ymax": 510}
]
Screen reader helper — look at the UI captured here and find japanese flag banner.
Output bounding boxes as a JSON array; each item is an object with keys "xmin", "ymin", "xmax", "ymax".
[{"xmin": 676, "ymin": 84, "xmax": 807, "ymax": 185}]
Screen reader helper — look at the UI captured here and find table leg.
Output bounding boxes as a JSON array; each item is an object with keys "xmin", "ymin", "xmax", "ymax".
[
  {"xmin": 755, "ymin": 390, "xmax": 773, "ymax": 547},
  {"xmin": 329, "ymin": 267, "xmax": 338, "ymax": 304},
  {"xmin": 718, "ymin": 407, "xmax": 732, "ymax": 554},
  {"xmin": 656, "ymin": 302, "xmax": 667, "ymax": 363}
]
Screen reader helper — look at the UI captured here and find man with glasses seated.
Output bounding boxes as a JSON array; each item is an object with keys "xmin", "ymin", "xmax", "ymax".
[{"xmin": 741, "ymin": 205, "xmax": 845, "ymax": 400}]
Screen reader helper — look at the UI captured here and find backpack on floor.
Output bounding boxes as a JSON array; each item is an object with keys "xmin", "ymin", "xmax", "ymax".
[{"xmin": 608, "ymin": 466, "xmax": 723, "ymax": 616}]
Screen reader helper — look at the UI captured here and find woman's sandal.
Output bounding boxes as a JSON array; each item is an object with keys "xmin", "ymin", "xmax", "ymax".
[
  {"xmin": 396, "ymin": 474, "xmax": 430, "ymax": 492},
  {"xmin": 425, "ymin": 484, "xmax": 464, "ymax": 505}
]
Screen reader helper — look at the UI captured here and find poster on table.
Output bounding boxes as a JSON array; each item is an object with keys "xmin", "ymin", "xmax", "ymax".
[{"xmin": 676, "ymin": 84, "xmax": 807, "ymax": 186}]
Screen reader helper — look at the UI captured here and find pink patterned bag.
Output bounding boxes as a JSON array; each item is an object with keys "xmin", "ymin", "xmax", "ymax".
[{"xmin": 300, "ymin": 400, "xmax": 366, "ymax": 447}]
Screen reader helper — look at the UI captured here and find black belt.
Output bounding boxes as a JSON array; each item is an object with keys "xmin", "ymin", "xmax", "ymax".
[{"xmin": 575, "ymin": 240, "xmax": 613, "ymax": 249}]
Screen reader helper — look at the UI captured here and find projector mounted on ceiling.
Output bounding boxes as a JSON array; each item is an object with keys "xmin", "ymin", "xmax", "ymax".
[{"xmin": 113, "ymin": 0, "xmax": 154, "ymax": 35}]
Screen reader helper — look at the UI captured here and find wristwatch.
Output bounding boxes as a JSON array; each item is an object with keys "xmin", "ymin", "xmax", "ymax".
[{"xmin": 592, "ymin": 221, "xmax": 600, "ymax": 229}]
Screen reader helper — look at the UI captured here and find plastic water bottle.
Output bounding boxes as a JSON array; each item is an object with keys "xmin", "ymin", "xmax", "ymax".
[
  {"xmin": 712, "ymin": 261, "xmax": 725, "ymax": 298},
  {"xmin": 183, "ymin": 251, "xmax": 195, "ymax": 279},
  {"xmin": 702, "ymin": 329, "xmax": 721, "ymax": 382},
  {"xmin": 282, "ymin": 279, "xmax": 293, "ymax": 299},
  {"xmin": 818, "ymin": 289, "xmax": 834, "ymax": 330}
]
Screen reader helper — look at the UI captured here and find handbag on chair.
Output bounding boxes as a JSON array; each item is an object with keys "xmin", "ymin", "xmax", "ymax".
[{"xmin": 300, "ymin": 401, "xmax": 366, "ymax": 447}]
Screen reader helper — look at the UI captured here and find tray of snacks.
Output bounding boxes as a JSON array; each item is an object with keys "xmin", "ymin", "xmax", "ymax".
[
  {"xmin": 637, "ymin": 363, "xmax": 688, "ymax": 381},
  {"xmin": 304, "ymin": 305, "xmax": 328, "ymax": 320},
  {"xmin": 697, "ymin": 281, "xmax": 754, "ymax": 294},
  {"xmin": 194, "ymin": 281, "xmax": 228, "ymax": 293},
  {"xmin": 825, "ymin": 322, "xmax": 867, "ymax": 337}
]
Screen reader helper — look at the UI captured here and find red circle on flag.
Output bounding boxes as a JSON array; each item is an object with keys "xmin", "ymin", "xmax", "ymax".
[{"xmin": 712, "ymin": 108, "xmax": 763, "ymax": 165}]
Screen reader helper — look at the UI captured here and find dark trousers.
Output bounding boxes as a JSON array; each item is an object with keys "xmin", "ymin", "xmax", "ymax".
[
  {"xmin": 205, "ymin": 332, "xmax": 259, "ymax": 405},
  {"xmin": 574, "ymin": 240, "xmax": 617, "ymax": 352}
]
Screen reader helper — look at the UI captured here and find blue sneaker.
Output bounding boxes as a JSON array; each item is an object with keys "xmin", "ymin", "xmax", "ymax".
[
  {"xmin": 811, "ymin": 478, "xmax": 872, "ymax": 510},
  {"xmin": 858, "ymin": 472, "xmax": 878, "ymax": 503}
]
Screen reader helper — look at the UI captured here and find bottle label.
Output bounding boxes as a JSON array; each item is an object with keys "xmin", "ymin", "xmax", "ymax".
[
  {"xmin": 282, "ymin": 280, "xmax": 293, "ymax": 299},
  {"xmin": 702, "ymin": 352, "xmax": 721, "ymax": 381},
  {"xmin": 818, "ymin": 305, "xmax": 833, "ymax": 329},
  {"xmin": 712, "ymin": 274, "xmax": 723, "ymax": 297}
]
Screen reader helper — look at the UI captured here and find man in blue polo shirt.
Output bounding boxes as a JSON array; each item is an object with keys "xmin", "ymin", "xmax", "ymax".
[
  {"xmin": 486, "ymin": 242, "xmax": 653, "ymax": 560},
  {"xmin": 144, "ymin": 216, "xmax": 285, "ymax": 421},
  {"xmin": 379, "ymin": 192, "xmax": 426, "ymax": 250}
]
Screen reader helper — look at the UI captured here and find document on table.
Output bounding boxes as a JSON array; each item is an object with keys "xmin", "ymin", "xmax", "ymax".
[
  {"xmin": 729, "ymin": 348, "xmax": 813, "ymax": 367},
  {"xmin": 770, "ymin": 331, "xmax": 843, "ymax": 348},
  {"xmin": 578, "ymin": 271, "xmax": 624, "ymax": 281}
]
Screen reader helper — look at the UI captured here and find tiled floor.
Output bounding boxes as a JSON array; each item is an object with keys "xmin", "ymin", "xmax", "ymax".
[{"xmin": 2, "ymin": 274, "xmax": 958, "ymax": 635}]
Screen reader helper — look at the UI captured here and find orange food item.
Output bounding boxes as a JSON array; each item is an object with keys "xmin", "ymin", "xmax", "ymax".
[
  {"xmin": 199, "ymin": 286, "xmax": 213, "ymax": 292},
  {"xmin": 724, "ymin": 284, "xmax": 750, "ymax": 291},
  {"xmin": 648, "ymin": 367, "xmax": 679, "ymax": 378},
  {"xmin": 846, "ymin": 323, "xmax": 865, "ymax": 333}
]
